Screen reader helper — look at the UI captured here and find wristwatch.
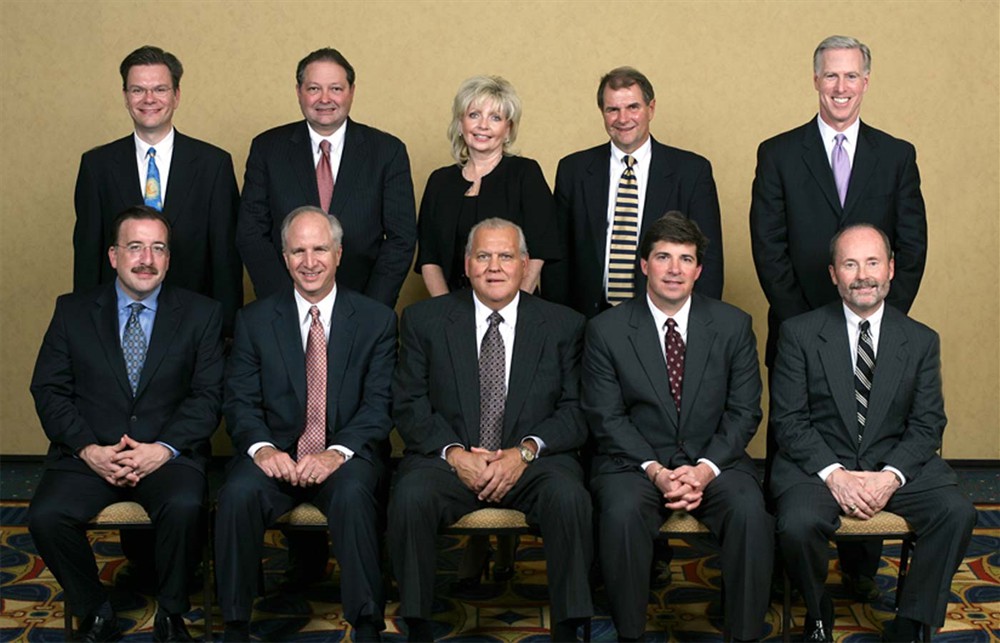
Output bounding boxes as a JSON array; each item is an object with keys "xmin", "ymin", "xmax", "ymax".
[{"xmin": 518, "ymin": 445, "xmax": 537, "ymax": 464}]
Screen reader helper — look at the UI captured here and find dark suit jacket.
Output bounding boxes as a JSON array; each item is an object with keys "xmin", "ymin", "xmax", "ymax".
[
  {"xmin": 224, "ymin": 286, "xmax": 397, "ymax": 465},
  {"xmin": 392, "ymin": 290, "xmax": 587, "ymax": 467},
  {"xmin": 769, "ymin": 302, "xmax": 955, "ymax": 499},
  {"xmin": 73, "ymin": 131, "xmax": 242, "ymax": 335},
  {"xmin": 750, "ymin": 118, "xmax": 927, "ymax": 365},
  {"xmin": 543, "ymin": 137, "xmax": 724, "ymax": 317},
  {"xmin": 236, "ymin": 119, "xmax": 416, "ymax": 307},
  {"xmin": 30, "ymin": 283, "xmax": 225, "ymax": 473},
  {"xmin": 583, "ymin": 294, "xmax": 762, "ymax": 479}
]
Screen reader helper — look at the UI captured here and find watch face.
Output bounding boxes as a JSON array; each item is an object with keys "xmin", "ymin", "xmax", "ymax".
[{"xmin": 520, "ymin": 446, "xmax": 535, "ymax": 462}]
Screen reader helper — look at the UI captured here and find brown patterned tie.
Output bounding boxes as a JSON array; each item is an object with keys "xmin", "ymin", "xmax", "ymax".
[
  {"xmin": 298, "ymin": 305, "xmax": 327, "ymax": 457},
  {"xmin": 317, "ymin": 139, "xmax": 334, "ymax": 213},
  {"xmin": 664, "ymin": 318, "xmax": 685, "ymax": 413},
  {"xmin": 478, "ymin": 312, "xmax": 505, "ymax": 451}
]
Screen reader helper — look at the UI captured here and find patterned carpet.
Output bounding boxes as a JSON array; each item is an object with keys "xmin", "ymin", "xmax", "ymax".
[{"xmin": 1, "ymin": 501, "xmax": 997, "ymax": 641}]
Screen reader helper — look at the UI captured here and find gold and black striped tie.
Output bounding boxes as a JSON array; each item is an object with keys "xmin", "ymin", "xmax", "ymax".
[{"xmin": 607, "ymin": 155, "xmax": 639, "ymax": 305}]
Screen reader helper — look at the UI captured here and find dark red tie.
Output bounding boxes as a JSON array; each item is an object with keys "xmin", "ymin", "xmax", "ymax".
[
  {"xmin": 298, "ymin": 306, "xmax": 327, "ymax": 457},
  {"xmin": 664, "ymin": 318, "xmax": 685, "ymax": 413},
  {"xmin": 317, "ymin": 140, "xmax": 334, "ymax": 213}
]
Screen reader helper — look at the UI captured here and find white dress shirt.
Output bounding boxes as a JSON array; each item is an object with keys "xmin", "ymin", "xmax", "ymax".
[
  {"xmin": 307, "ymin": 121, "xmax": 347, "ymax": 183},
  {"xmin": 135, "ymin": 128, "xmax": 174, "ymax": 202},
  {"xmin": 817, "ymin": 115, "xmax": 860, "ymax": 170}
]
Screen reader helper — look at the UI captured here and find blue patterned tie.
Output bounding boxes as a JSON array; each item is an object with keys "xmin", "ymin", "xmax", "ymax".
[
  {"xmin": 123, "ymin": 303, "xmax": 147, "ymax": 395},
  {"xmin": 144, "ymin": 148, "xmax": 162, "ymax": 210}
]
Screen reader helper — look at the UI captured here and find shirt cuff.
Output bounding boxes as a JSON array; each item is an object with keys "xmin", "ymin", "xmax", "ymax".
[
  {"xmin": 248, "ymin": 441, "xmax": 276, "ymax": 458},
  {"xmin": 696, "ymin": 458, "xmax": 720, "ymax": 477},
  {"xmin": 522, "ymin": 435, "xmax": 545, "ymax": 456},
  {"xmin": 640, "ymin": 460, "xmax": 656, "ymax": 472},
  {"xmin": 440, "ymin": 443, "xmax": 463, "ymax": 461},
  {"xmin": 329, "ymin": 445, "xmax": 354, "ymax": 461},
  {"xmin": 882, "ymin": 465, "xmax": 906, "ymax": 487},
  {"xmin": 818, "ymin": 462, "xmax": 844, "ymax": 481},
  {"xmin": 155, "ymin": 441, "xmax": 179, "ymax": 459}
]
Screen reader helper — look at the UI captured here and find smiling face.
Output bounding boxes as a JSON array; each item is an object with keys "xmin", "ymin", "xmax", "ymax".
[
  {"xmin": 829, "ymin": 226, "xmax": 894, "ymax": 317},
  {"xmin": 296, "ymin": 60, "xmax": 355, "ymax": 136},
  {"xmin": 461, "ymin": 99, "xmax": 510, "ymax": 159},
  {"xmin": 123, "ymin": 64, "xmax": 179, "ymax": 143},
  {"xmin": 641, "ymin": 240, "xmax": 702, "ymax": 316},
  {"xmin": 814, "ymin": 47, "xmax": 869, "ymax": 131},
  {"xmin": 108, "ymin": 217, "xmax": 170, "ymax": 300},
  {"xmin": 465, "ymin": 225, "xmax": 527, "ymax": 311},
  {"xmin": 283, "ymin": 211, "xmax": 342, "ymax": 303},
  {"xmin": 601, "ymin": 84, "xmax": 655, "ymax": 154}
]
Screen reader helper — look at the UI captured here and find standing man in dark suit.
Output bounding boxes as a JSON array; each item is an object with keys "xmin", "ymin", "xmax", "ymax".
[
  {"xmin": 583, "ymin": 213, "xmax": 772, "ymax": 641},
  {"xmin": 389, "ymin": 218, "xmax": 593, "ymax": 642},
  {"xmin": 215, "ymin": 207, "xmax": 396, "ymax": 642},
  {"xmin": 771, "ymin": 224, "xmax": 974, "ymax": 642},
  {"xmin": 29, "ymin": 206, "xmax": 224, "ymax": 642},
  {"xmin": 74, "ymin": 45, "xmax": 242, "ymax": 336},
  {"xmin": 543, "ymin": 66, "xmax": 724, "ymax": 317},
  {"xmin": 750, "ymin": 35, "xmax": 928, "ymax": 600},
  {"xmin": 237, "ymin": 47, "xmax": 416, "ymax": 308}
]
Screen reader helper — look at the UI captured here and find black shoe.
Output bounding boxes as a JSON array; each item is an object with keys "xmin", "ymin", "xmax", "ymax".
[
  {"xmin": 552, "ymin": 617, "xmax": 588, "ymax": 641},
  {"xmin": 352, "ymin": 616, "xmax": 382, "ymax": 642},
  {"xmin": 153, "ymin": 612, "xmax": 194, "ymax": 642},
  {"xmin": 404, "ymin": 617, "xmax": 434, "ymax": 642},
  {"xmin": 223, "ymin": 620, "xmax": 251, "ymax": 642},
  {"xmin": 843, "ymin": 572, "xmax": 880, "ymax": 603},
  {"xmin": 881, "ymin": 616, "xmax": 922, "ymax": 642},
  {"xmin": 78, "ymin": 614, "xmax": 122, "ymax": 642},
  {"xmin": 803, "ymin": 593, "xmax": 834, "ymax": 642}
]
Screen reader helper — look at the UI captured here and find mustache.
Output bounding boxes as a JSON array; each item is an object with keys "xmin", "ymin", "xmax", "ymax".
[
  {"xmin": 131, "ymin": 264, "xmax": 158, "ymax": 275},
  {"xmin": 849, "ymin": 279, "xmax": 878, "ymax": 290}
]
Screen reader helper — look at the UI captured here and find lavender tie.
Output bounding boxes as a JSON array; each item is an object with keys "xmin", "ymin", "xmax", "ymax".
[{"xmin": 832, "ymin": 133, "xmax": 851, "ymax": 207}]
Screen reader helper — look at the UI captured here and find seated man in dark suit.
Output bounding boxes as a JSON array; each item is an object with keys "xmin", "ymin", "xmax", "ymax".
[
  {"xmin": 583, "ymin": 212, "xmax": 773, "ymax": 641},
  {"xmin": 389, "ymin": 218, "xmax": 593, "ymax": 642},
  {"xmin": 29, "ymin": 205, "xmax": 224, "ymax": 642},
  {"xmin": 215, "ymin": 207, "xmax": 396, "ymax": 642},
  {"xmin": 771, "ymin": 224, "xmax": 975, "ymax": 642}
]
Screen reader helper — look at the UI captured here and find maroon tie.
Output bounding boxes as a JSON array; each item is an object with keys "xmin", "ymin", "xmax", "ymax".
[
  {"xmin": 664, "ymin": 318, "xmax": 685, "ymax": 413},
  {"xmin": 317, "ymin": 139, "xmax": 334, "ymax": 213},
  {"xmin": 298, "ymin": 306, "xmax": 327, "ymax": 457}
]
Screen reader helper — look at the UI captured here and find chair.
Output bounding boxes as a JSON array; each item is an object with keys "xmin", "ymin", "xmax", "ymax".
[
  {"xmin": 63, "ymin": 501, "xmax": 213, "ymax": 639},
  {"xmin": 441, "ymin": 508, "xmax": 592, "ymax": 641},
  {"xmin": 781, "ymin": 511, "xmax": 931, "ymax": 642}
]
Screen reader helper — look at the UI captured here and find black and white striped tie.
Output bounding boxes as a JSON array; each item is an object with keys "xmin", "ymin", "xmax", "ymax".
[{"xmin": 854, "ymin": 320, "xmax": 875, "ymax": 442}]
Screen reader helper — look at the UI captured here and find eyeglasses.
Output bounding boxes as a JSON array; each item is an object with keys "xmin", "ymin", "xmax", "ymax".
[
  {"xmin": 127, "ymin": 85, "xmax": 174, "ymax": 98},
  {"xmin": 117, "ymin": 242, "xmax": 169, "ymax": 257}
]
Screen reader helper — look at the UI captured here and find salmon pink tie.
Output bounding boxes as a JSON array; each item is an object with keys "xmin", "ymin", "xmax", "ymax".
[
  {"xmin": 317, "ymin": 140, "xmax": 334, "ymax": 213},
  {"xmin": 298, "ymin": 305, "xmax": 327, "ymax": 457}
]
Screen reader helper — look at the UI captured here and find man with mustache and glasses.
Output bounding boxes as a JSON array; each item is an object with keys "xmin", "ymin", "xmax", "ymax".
[
  {"xmin": 30, "ymin": 206, "xmax": 224, "ymax": 642},
  {"xmin": 749, "ymin": 35, "xmax": 928, "ymax": 606},
  {"xmin": 769, "ymin": 224, "xmax": 973, "ymax": 643}
]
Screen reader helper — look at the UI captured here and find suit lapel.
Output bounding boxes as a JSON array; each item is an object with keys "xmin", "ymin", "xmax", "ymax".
[
  {"xmin": 843, "ymin": 123, "xmax": 879, "ymax": 219},
  {"xmin": 503, "ymin": 296, "xmax": 543, "ymax": 438},
  {"xmin": 627, "ymin": 299, "xmax": 679, "ymax": 428},
  {"xmin": 583, "ymin": 146, "xmax": 611, "ymax": 270},
  {"xmin": 800, "ymin": 121, "xmax": 844, "ymax": 219},
  {"xmin": 326, "ymin": 290, "xmax": 357, "ymax": 427},
  {"xmin": 136, "ymin": 287, "xmax": 181, "ymax": 399},
  {"xmin": 273, "ymin": 290, "xmax": 308, "ymax": 411},
  {"xmin": 161, "ymin": 131, "xmax": 194, "ymax": 225},
  {"xmin": 861, "ymin": 307, "xmax": 905, "ymax": 450},
  {"xmin": 679, "ymin": 296, "xmax": 715, "ymax": 429},
  {"xmin": 289, "ymin": 122, "xmax": 321, "ymax": 207},
  {"xmin": 445, "ymin": 294, "xmax": 480, "ymax": 445},
  {"xmin": 637, "ymin": 139, "xmax": 677, "ymax": 291},
  {"xmin": 93, "ymin": 284, "xmax": 133, "ymax": 397},
  {"xmin": 111, "ymin": 136, "xmax": 142, "ymax": 206},
  {"xmin": 817, "ymin": 306, "xmax": 858, "ymax": 438},
  {"xmin": 329, "ymin": 119, "xmax": 363, "ymax": 215}
]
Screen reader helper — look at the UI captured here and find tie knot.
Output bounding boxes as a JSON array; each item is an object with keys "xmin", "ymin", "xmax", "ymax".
[
  {"xmin": 666, "ymin": 318, "xmax": 677, "ymax": 332},
  {"xmin": 148, "ymin": 147, "xmax": 156, "ymax": 158},
  {"xmin": 129, "ymin": 302, "xmax": 145, "ymax": 315},
  {"xmin": 859, "ymin": 319, "xmax": 870, "ymax": 333},
  {"xmin": 309, "ymin": 305, "xmax": 321, "ymax": 322},
  {"xmin": 319, "ymin": 139, "xmax": 331, "ymax": 154},
  {"xmin": 488, "ymin": 311, "xmax": 503, "ymax": 328},
  {"xmin": 623, "ymin": 154, "xmax": 636, "ymax": 169},
  {"xmin": 834, "ymin": 133, "xmax": 846, "ymax": 147}
]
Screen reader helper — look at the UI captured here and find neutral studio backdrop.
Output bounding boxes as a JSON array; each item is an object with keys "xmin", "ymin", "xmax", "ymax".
[{"xmin": 1, "ymin": 0, "xmax": 997, "ymax": 459}]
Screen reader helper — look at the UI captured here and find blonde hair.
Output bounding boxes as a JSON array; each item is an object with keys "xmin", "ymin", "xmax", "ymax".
[{"xmin": 447, "ymin": 75, "xmax": 522, "ymax": 164}]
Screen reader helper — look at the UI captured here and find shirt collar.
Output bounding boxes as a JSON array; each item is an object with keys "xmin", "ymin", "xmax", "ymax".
[
  {"xmin": 646, "ymin": 293, "xmax": 692, "ymax": 337},
  {"xmin": 816, "ymin": 114, "xmax": 861, "ymax": 147},
  {"xmin": 293, "ymin": 285, "xmax": 338, "ymax": 326},
  {"xmin": 610, "ymin": 135, "xmax": 652, "ymax": 167},
  {"xmin": 115, "ymin": 280, "xmax": 161, "ymax": 313},
  {"xmin": 473, "ymin": 291, "xmax": 520, "ymax": 329},
  {"xmin": 134, "ymin": 127, "xmax": 175, "ymax": 158},
  {"xmin": 843, "ymin": 300, "xmax": 885, "ymax": 335},
  {"xmin": 307, "ymin": 120, "xmax": 348, "ymax": 154}
]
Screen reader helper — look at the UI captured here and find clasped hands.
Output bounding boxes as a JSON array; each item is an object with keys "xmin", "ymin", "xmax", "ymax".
[
  {"xmin": 80, "ymin": 435, "xmax": 172, "ymax": 487},
  {"xmin": 649, "ymin": 462, "xmax": 716, "ymax": 512},
  {"xmin": 447, "ymin": 445, "xmax": 528, "ymax": 503},
  {"xmin": 253, "ymin": 445, "xmax": 345, "ymax": 487},
  {"xmin": 825, "ymin": 468, "xmax": 900, "ymax": 519}
]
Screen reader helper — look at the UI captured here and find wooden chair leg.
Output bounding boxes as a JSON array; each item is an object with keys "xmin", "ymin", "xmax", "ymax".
[
  {"xmin": 202, "ymin": 510, "xmax": 213, "ymax": 637},
  {"xmin": 63, "ymin": 600, "xmax": 73, "ymax": 639},
  {"xmin": 782, "ymin": 569, "xmax": 792, "ymax": 643}
]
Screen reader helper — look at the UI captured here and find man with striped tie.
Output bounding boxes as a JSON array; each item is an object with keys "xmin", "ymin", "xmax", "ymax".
[
  {"xmin": 542, "ymin": 66, "xmax": 724, "ymax": 317},
  {"xmin": 770, "ymin": 224, "xmax": 975, "ymax": 642}
]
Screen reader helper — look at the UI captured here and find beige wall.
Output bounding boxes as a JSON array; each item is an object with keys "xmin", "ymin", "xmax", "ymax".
[{"xmin": 1, "ymin": 0, "xmax": 997, "ymax": 458}]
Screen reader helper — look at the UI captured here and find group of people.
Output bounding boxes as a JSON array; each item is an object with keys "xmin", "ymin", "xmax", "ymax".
[{"xmin": 26, "ymin": 35, "xmax": 975, "ymax": 643}]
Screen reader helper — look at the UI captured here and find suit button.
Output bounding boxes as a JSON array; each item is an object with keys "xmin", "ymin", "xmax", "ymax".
[{"xmin": 130, "ymin": 415, "xmax": 138, "ymax": 422}]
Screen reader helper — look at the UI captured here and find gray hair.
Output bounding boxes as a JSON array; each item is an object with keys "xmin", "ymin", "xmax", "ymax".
[
  {"xmin": 464, "ymin": 217, "xmax": 528, "ymax": 257},
  {"xmin": 814, "ymin": 35, "xmax": 872, "ymax": 75},
  {"xmin": 280, "ymin": 206, "xmax": 344, "ymax": 251},
  {"xmin": 828, "ymin": 223, "xmax": 893, "ymax": 264},
  {"xmin": 447, "ymin": 76, "xmax": 522, "ymax": 165}
]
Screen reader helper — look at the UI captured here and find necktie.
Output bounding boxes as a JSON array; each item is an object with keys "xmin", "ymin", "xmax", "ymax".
[
  {"xmin": 607, "ymin": 155, "xmax": 639, "ymax": 305},
  {"xmin": 478, "ymin": 312, "xmax": 506, "ymax": 451},
  {"xmin": 316, "ymin": 139, "xmax": 335, "ymax": 213},
  {"xmin": 854, "ymin": 320, "xmax": 875, "ymax": 443},
  {"xmin": 298, "ymin": 306, "xmax": 328, "ymax": 457},
  {"xmin": 144, "ymin": 148, "xmax": 162, "ymax": 211},
  {"xmin": 664, "ymin": 318, "xmax": 685, "ymax": 413},
  {"xmin": 122, "ymin": 303, "xmax": 147, "ymax": 396},
  {"xmin": 832, "ymin": 133, "xmax": 850, "ymax": 207}
]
